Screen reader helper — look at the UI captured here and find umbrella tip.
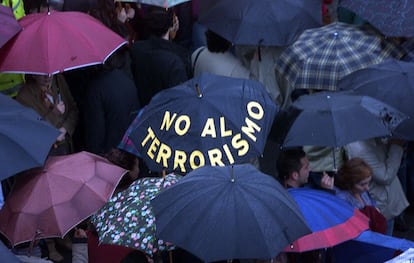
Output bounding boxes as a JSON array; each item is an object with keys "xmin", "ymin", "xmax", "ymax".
[{"xmin": 195, "ymin": 84, "xmax": 202, "ymax": 98}]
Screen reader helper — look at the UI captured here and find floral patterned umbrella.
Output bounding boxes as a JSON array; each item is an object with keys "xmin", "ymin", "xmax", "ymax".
[{"xmin": 91, "ymin": 173, "xmax": 182, "ymax": 257}]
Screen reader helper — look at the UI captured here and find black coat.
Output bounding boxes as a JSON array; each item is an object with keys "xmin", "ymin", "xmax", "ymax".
[
  {"xmin": 130, "ymin": 36, "xmax": 191, "ymax": 106},
  {"xmin": 83, "ymin": 69, "xmax": 140, "ymax": 155}
]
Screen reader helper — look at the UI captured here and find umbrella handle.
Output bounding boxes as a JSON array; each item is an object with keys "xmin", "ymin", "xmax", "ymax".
[
  {"xmin": 169, "ymin": 251, "xmax": 173, "ymax": 263},
  {"xmin": 28, "ymin": 230, "xmax": 41, "ymax": 256}
]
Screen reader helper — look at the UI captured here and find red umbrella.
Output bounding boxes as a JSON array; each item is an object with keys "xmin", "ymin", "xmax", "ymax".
[
  {"xmin": 0, "ymin": 151, "xmax": 128, "ymax": 246},
  {"xmin": 0, "ymin": 10, "xmax": 127, "ymax": 75},
  {"xmin": 0, "ymin": 5, "xmax": 21, "ymax": 48}
]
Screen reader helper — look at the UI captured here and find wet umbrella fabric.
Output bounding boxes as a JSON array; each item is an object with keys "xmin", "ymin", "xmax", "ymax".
[
  {"xmin": 0, "ymin": 93, "xmax": 60, "ymax": 181},
  {"xmin": 0, "ymin": 151, "xmax": 127, "ymax": 246},
  {"xmin": 91, "ymin": 174, "xmax": 182, "ymax": 256},
  {"xmin": 0, "ymin": 5, "xmax": 21, "ymax": 48},
  {"xmin": 198, "ymin": 0, "xmax": 322, "ymax": 46},
  {"xmin": 0, "ymin": 10, "xmax": 127, "ymax": 75},
  {"xmin": 284, "ymin": 188, "xmax": 370, "ymax": 252},
  {"xmin": 275, "ymin": 22, "xmax": 406, "ymax": 93},
  {"xmin": 0, "ymin": 240, "xmax": 20, "ymax": 263},
  {"xmin": 126, "ymin": 73, "xmax": 278, "ymax": 174},
  {"xmin": 332, "ymin": 230, "xmax": 414, "ymax": 263},
  {"xmin": 338, "ymin": 59, "xmax": 414, "ymax": 140},
  {"xmin": 151, "ymin": 164, "xmax": 311, "ymax": 262},
  {"xmin": 340, "ymin": 0, "xmax": 414, "ymax": 37},
  {"xmin": 272, "ymin": 91, "xmax": 407, "ymax": 148}
]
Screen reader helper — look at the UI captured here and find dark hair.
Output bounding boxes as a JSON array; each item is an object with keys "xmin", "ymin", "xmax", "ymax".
[
  {"xmin": 276, "ymin": 147, "xmax": 306, "ymax": 182},
  {"xmin": 143, "ymin": 7, "xmax": 174, "ymax": 37},
  {"xmin": 88, "ymin": 0, "xmax": 129, "ymax": 38},
  {"xmin": 335, "ymin": 157, "xmax": 373, "ymax": 190},
  {"xmin": 104, "ymin": 148, "xmax": 136, "ymax": 171},
  {"xmin": 120, "ymin": 250, "xmax": 149, "ymax": 263},
  {"xmin": 205, "ymin": 29, "xmax": 231, "ymax": 53}
]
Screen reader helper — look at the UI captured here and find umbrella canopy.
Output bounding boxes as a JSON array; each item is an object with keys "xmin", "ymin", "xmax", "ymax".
[
  {"xmin": 151, "ymin": 164, "xmax": 311, "ymax": 262},
  {"xmin": 91, "ymin": 173, "xmax": 182, "ymax": 257},
  {"xmin": 198, "ymin": 0, "xmax": 322, "ymax": 46},
  {"xmin": 0, "ymin": 241, "xmax": 20, "ymax": 263},
  {"xmin": 284, "ymin": 188, "xmax": 370, "ymax": 252},
  {"xmin": 0, "ymin": 5, "xmax": 21, "ymax": 48},
  {"xmin": 0, "ymin": 10, "xmax": 127, "ymax": 75},
  {"xmin": 0, "ymin": 93, "xmax": 60, "ymax": 181},
  {"xmin": 340, "ymin": 0, "xmax": 414, "ymax": 37},
  {"xmin": 338, "ymin": 59, "xmax": 414, "ymax": 140},
  {"xmin": 0, "ymin": 151, "xmax": 128, "ymax": 246},
  {"xmin": 137, "ymin": 0, "xmax": 190, "ymax": 8},
  {"xmin": 272, "ymin": 91, "xmax": 407, "ymax": 148},
  {"xmin": 275, "ymin": 22, "xmax": 406, "ymax": 93},
  {"xmin": 333, "ymin": 230, "xmax": 414, "ymax": 263},
  {"xmin": 125, "ymin": 73, "xmax": 278, "ymax": 174}
]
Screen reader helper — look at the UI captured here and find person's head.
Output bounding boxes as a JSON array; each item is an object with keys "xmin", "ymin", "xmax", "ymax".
[
  {"xmin": 120, "ymin": 250, "xmax": 149, "ymax": 263},
  {"xmin": 335, "ymin": 157, "xmax": 372, "ymax": 195},
  {"xmin": 276, "ymin": 147, "xmax": 310, "ymax": 188},
  {"xmin": 205, "ymin": 29, "xmax": 232, "ymax": 53},
  {"xmin": 87, "ymin": 0, "xmax": 129, "ymax": 38},
  {"xmin": 26, "ymin": 0, "xmax": 64, "ymax": 13},
  {"xmin": 105, "ymin": 149, "xmax": 139, "ymax": 193},
  {"xmin": 26, "ymin": 74, "xmax": 53, "ymax": 91},
  {"xmin": 143, "ymin": 7, "xmax": 176, "ymax": 39}
]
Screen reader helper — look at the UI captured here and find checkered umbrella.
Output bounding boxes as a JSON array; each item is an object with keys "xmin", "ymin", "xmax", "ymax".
[{"xmin": 275, "ymin": 22, "xmax": 406, "ymax": 99}]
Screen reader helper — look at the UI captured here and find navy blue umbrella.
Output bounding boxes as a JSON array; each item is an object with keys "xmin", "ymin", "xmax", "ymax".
[
  {"xmin": 151, "ymin": 164, "xmax": 311, "ymax": 262},
  {"xmin": 0, "ymin": 94, "xmax": 60, "ymax": 180},
  {"xmin": 198, "ymin": 0, "xmax": 322, "ymax": 46},
  {"xmin": 0, "ymin": 241, "xmax": 21, "ymax": 263},
  {"xmin": 332, "ymin": 230, "xmax": 414, "ymax": 263},
  {"xmin": 338, "ymin": 59, "xmax": 414, "ymax": 140},
  {"xmin": 272, "ymin": 91, "xmax": 407, "ymax": 148},
  {"xmin": 127, "ymin": 73, "xmax": 278, "ymax": 174},
  {"xmin": 340, "ymin": 0, "xmax": 414, "ymax": 37}
]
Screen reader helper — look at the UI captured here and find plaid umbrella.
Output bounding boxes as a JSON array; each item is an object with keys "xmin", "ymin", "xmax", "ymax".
[
  {"xmin": 91, "ymin": 174, "xmax": 182, "ymax": 257},
  {"xmin": 275, "ymin": 22, "xmax": 406, "ymax": 102},
  {"xmin": 340, "ymin": 0, "xmax": 414, "ymax": 37}
]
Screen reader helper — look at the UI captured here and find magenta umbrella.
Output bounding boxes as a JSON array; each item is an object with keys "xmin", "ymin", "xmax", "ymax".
[
  {"xmin": 0, "ymin": 10, "xmax": 127, "ymax": 75},
  {"xmin": 0, "ymin": 5, "xmax": 21, "ymax": 48},
  {"xmin": 0, "ymin": 151, "xmax": 128, "ymax": 246}
]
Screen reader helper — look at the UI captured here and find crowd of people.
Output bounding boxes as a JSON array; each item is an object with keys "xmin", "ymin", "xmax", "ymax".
[{"xmin": 1, "ymin": 0, "xmax": 413, "ymax": 262}]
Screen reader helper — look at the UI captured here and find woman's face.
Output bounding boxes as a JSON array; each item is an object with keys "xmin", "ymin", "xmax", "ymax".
[
  {"xmin": 33, "ymin": 75, "xmax": 53, "ymax": 91},
  {"xmin": 352, "ymin": 176, "xmax": 372, "ymax": 195}
]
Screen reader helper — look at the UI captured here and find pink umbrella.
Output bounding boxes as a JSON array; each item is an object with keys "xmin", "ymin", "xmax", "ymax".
[
  {"xmin": 0, "ymin": 5, "xmax": 21, "ymax": 48},
  {"xmin": 0, "ymin": 10, "xmax": 127, "ymax": 75},
  {"xmin": 0, "ymin": 151, "xmax": 128, "ymax": 246}
]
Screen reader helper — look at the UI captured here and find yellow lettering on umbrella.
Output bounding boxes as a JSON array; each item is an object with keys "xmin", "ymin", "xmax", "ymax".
[
  {"xmin": 160, "ymin": 111, "xmax": 177, "ymax": 131},
  {"xmin": 232, "ymin": 133, "xmax": 249, "ymax": 156},
  {"xmin": 174, "ymin": 150, "xmax": 187, "ymax": 172},
  {"xmin": 156, "ymin": 143, "xmax": 172, "ymax": 167},
  {"xmin": 141, "ymin": 127, "xmax": 156, "ymax": 147},
  {"xmin": 201, "ymin": 118, "xmax": 217, "ymax": 138},
  {"xmin": 208, "ymin": 148, "xmax": 225, "ymax": 166},
  {"xmin": 220, "ymin": 117, "xmax": 232, "ymax": 137},
  {"xmin": 174, "ymin": 115, "xmax": 191, "ymax": 136},
  {"xmin": 190, "ymin": 150, "xmax": 205, "ymax": 170}
]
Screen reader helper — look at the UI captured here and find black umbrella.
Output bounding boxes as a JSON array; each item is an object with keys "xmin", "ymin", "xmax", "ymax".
[
  {"xmin": 151, "ymin": 164, "xmax": 311, "ymax": 262},
  {"xmin": 338, "ymin": 59, "xmax": 414, "ymax": 140},
  {"xmin": 272, "ymin": 91, "xmax": 407, "ymax": 148},
  {"xmin": 198, "ymin": 0, "xmax": 322, "ymax": 46}
]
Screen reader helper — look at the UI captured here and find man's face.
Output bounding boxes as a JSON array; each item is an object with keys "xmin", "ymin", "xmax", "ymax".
[{"xmin": 297, "ymin": 156, "xmax": 310, "ymax": 186}]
